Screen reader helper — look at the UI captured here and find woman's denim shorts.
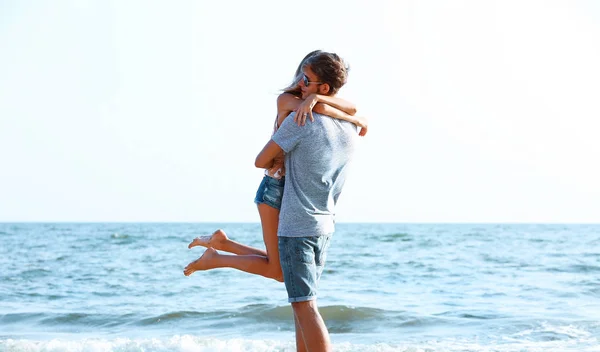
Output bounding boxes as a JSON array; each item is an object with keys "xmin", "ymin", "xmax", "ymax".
[{"xmin": 254, "ymin": 175, "xmax": 285, "ymax": 210}]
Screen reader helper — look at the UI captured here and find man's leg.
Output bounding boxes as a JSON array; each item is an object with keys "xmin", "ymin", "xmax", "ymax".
[
  {"xmin": 279, "ymin": 235, "xmax": 332, "ymax": 352},
  {"xmin": 293, "ymin": 300, "xmax": 330, "ymax": 352},
  {"xmin": 294, "ymin": 310, "xmax": 308, "ymax": 352}
]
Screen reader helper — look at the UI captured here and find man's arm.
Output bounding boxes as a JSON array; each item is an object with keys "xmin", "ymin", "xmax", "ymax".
[
  {"xmin": 313, "ymin": 103, "xmax": 368, "ymax": 136},
  {"xmin": 294, "ymin": 93, "xmax": 357, "ymax": 125},
  {"xmin": 311, "ymin": 94, "xmax": 357, "ymax": 115},
  {"xmin": 255, "ymin": 139, "xmax": 284, "ymax": 169}
]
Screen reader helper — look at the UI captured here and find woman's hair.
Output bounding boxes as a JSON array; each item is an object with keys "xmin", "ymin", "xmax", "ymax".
[{"xmin": 282, "ymin": 50, "xmax": 323, "ymax": 96}]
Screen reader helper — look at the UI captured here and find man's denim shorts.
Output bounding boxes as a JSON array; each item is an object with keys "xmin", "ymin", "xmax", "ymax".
[
  {"xmin": 278, "ymin": 234, "xmax": 332, "ymax": 303},
  {"xmin": 254, "ymin": 175, "xmax": 285, "ymax": 210}
]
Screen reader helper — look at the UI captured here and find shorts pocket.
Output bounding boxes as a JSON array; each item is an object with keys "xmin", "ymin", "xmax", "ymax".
[
  {"xmin": 315, "ymin": 236, "xmax": 331, "ymax": 267},
  {"xmin": 295, "ymin": 238, "xmax": 315, "ymax": 264}
]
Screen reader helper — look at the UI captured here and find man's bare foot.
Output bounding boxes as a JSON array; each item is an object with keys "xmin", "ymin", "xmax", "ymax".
[
  {"xmin": 183, "ymin": 248, "xmax": 218, "ymax": 276},
  {"xmin": 188, "ymin": 229, "xmax": 228, "ymax": 250}
]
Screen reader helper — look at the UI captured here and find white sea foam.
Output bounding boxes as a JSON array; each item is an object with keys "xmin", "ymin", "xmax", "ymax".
[
  {"xmin": 1, "ymin": 336, "xmax": 599, "ymax": 352},
  {"xmin": 514, "ymin": 321, "xmax": 594, "ymax": 339},
  {"xmin": 3, "ymin": 336, "xmax": 292, "ymax": 352}
]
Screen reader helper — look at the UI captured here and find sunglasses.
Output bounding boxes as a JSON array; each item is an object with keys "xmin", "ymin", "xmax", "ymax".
[{"xmin": 302, "ymin": 74, "xmax": 323, "ymax": 87}]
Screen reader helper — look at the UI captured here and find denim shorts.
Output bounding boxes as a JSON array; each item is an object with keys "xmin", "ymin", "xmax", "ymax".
[
  {"xmin": 254, "ymin": 175, "xmax": 285, "ymax": 210},
  {"xmin": 278, "ymin": 234, "xmax": 332, "ymax": 303}
]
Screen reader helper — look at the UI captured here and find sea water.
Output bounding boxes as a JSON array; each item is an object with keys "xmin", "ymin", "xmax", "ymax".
[{"xmin": 1, "ymin": 223, "xmax": 599, "ymax": 351}]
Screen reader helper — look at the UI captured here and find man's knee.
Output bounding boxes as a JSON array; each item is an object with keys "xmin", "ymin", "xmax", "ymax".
[{"xmin": 292, "ymin": 300, "xmax": 318, "ymax": 314}]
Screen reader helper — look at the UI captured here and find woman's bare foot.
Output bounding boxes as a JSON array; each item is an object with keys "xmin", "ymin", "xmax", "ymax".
[
  {"xmin": 188, "ymin": 229, "xmax": 228, "ymax": 250},
  {"xmin": 183, "ymin": 248, "xmax": 218, "ymax": 276}
]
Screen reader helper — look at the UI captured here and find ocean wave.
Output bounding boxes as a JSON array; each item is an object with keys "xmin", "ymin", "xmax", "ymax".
[
  {"xmin": 434, "ymin": 310, "xmax": 508, "ymax": 320},
  {"xmin": 137, "ymin": 311, "xmax": 215, "ymax": 326},
  {"xmin": 19, "ymin": 268, "xmax": 51, "ymax": 276},
  {"xmin": 138, "ymin": 305, "xmax": 396, "ymax": 326},
  {"xmin": 547, "ymin": 264, "xmax": 600, "ymax": 273},
  {"xmin": 108, "ymin": 232, "xmax": 136, "ymax": 245},
  {"xmin": 1, "ymin": 312, "xmax": 135, "ymax": 328},
  {"xmin": 377, "ymin": 233, "xmax": 412, "ymax": 242},
  {"xmin": 0, "ymin": 305, "xmax": 401, "ymax": 331}
]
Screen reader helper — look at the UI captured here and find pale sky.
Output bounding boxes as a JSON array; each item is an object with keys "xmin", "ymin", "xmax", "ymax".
[{"xmin": 1, "ymin": 0, "xmax": 599, "ymax": 223}]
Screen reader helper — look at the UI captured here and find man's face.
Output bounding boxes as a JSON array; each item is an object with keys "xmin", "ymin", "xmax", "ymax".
[{"xmin": 300, "ymin": 65, "xmax": 323, "ymax": 99}]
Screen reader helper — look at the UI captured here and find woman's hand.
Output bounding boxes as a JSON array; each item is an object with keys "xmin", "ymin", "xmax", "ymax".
[{"xmin": 294, "ymin": 94, "xmax": 319, "ymax": 126}]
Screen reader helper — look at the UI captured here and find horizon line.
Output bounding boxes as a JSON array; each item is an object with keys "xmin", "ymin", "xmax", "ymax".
[{"xmin": 1, "ymin": 221, "xmax": 599, "ymax": 225}]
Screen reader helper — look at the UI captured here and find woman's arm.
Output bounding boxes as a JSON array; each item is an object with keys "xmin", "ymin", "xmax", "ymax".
[
  {"xmin": 255, "ymin": 140, "xmax": 283, "ymax": 169},
  {"xmin": 276, "ymin": 93, "xmax": 302, "ymax": 126},
  {"xmin": 313, "ymin": 103, "xmax": 368, "ymax": 137}
]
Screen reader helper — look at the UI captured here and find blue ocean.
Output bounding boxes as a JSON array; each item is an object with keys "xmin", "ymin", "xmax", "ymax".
[{"xmin": 1, "ymin": 223, "xmax": 599, "ymax": 351}]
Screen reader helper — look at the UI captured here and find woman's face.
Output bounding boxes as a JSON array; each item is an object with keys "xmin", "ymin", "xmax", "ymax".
[{"xmin": 300, "ymin": 66, "xmax": 323, "ymax": 99}]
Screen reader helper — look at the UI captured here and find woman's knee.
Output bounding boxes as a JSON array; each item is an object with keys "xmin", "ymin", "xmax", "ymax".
[{"xmin": 265, "ymin": 262, "xmax": 283, "ymax": 282}]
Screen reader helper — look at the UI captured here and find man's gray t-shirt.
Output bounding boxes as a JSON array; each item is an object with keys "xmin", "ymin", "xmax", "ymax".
[{"xmin": 271, "ymin": 112, "xmax": 357, "ymax": 237}]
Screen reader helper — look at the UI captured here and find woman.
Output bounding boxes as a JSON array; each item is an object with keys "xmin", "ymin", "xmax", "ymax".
[{"xmin": 183, "ymin": 51, "xmax": 367, "ymax": 280}]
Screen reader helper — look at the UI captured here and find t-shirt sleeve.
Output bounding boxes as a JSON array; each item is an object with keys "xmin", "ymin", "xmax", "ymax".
[{"xmin": 272, "ymin": 112, "xmax": 306, "ymax": 153}]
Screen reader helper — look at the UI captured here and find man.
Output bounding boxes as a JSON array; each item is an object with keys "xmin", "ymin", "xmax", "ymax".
[{"xmin": 255, "ymin": 51, "xmax": 358, "ymax": 352}]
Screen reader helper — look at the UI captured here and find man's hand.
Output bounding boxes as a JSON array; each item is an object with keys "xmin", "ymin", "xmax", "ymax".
[
  {"xmin": 355, "ymin": 116, "xmax": 368, "ymax": 137},
  {"xmin": 294, "ymin": 94, "xmax": 318, "ymax": 126},
  {"xmin": 359, "ymin": 125, "xmax": 368, "ymax": 137}
]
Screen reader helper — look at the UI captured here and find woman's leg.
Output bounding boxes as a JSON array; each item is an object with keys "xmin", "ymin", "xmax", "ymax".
[
  {"xmin": 183, "ymin": 203, "xmax": 282, "ymax": 281},
  {"xmin": 189, "ymin": 229, "xmax": 268, "ymax": 257},
  {"xmin": 256, "ymin": 203, "xmax": 283, "ymax": 280}
]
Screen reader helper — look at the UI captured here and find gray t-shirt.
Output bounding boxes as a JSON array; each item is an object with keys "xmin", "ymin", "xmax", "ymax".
[{"xmin": 272, "ymin": 112, "xmax": 357, "ymax": 237}]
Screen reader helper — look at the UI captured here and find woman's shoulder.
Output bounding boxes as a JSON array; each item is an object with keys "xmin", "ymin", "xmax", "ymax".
[
  {"xmin": 277, "ymin": 92, "xmax": 301, "ymax": 111},
  {"xmin": 277, "ymin": 92, "xmax": 300, "ymax": 102}
]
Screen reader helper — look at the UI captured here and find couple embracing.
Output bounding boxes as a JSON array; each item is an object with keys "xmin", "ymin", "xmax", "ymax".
[{"xmin": 184, "ymin": 50, "xmax": 366, "ymax": 352}]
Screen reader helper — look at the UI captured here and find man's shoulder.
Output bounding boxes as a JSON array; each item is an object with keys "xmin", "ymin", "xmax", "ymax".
[
  {"xmin": 313, "ymin": 112, "xmax": 351, "ymax": 124},
  {"xmin": 313, "ymin": 113, "xmax": 357, "ymax": 133},
  {"xmin": 311, "ymin": 113, "xmax": 340, "ymax": 127},
  {"xmin": 276, "ymin": 112, "xmax": 301, "ymax": 133}
]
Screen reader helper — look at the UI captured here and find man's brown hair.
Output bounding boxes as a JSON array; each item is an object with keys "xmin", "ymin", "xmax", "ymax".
[{"xmin": 304, "ymin": 52, "xmax": 349, "ymax": 96}]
